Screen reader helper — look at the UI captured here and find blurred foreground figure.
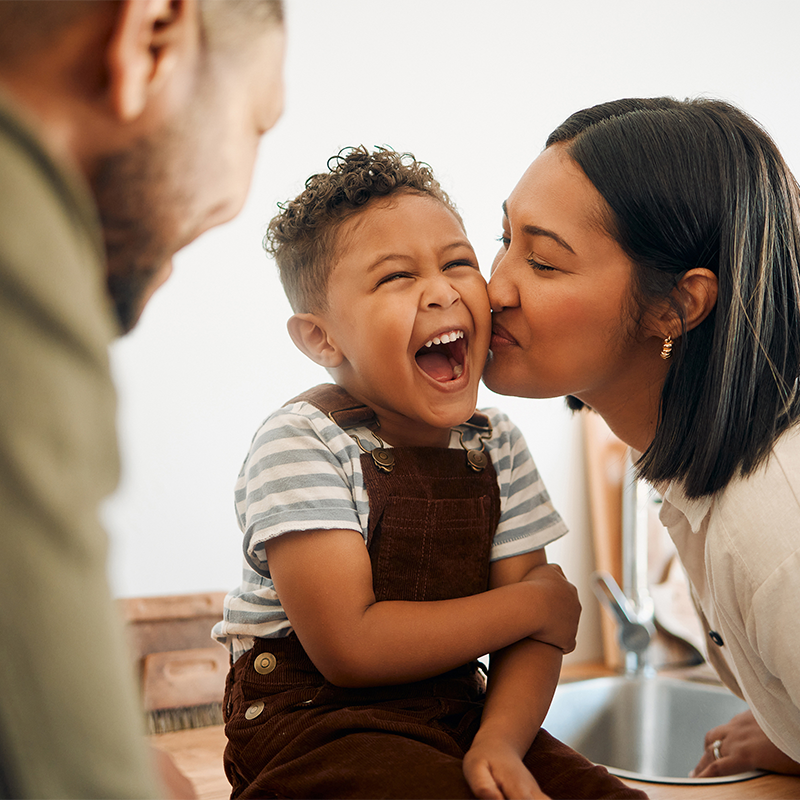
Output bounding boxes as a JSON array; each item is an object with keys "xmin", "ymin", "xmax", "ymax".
[{"xmin": 0, "ymin": 1, "xmax": 285, "ymax": 796}]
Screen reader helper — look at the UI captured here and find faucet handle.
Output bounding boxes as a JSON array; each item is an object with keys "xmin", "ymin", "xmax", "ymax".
[{"xmin": 591, "ymin": 570, "xmax": 655, "ymax": 655}]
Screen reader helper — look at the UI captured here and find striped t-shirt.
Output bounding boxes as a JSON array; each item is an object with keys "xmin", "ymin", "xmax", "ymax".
[{"xmin": 212, "ymin": 399, "xmax": 567, "ymax": 660}]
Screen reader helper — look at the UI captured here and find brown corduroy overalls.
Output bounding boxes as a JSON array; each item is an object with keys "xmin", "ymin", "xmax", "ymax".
[{"xmin": 222, "ymin": 385, "xmax": 646, "ymax": 800}]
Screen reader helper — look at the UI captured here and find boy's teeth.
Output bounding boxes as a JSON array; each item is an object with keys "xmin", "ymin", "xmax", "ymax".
[
  {"xmin": 423, "ymin": 330, "xmax": 463, "ymax": 349},
  {"xmin": 453, "ymin": 364, "xmax": 463, "ymax": 377}
]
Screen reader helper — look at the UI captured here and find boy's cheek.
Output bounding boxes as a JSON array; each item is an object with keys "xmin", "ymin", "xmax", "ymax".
[{"xmin": 475, "ymin": 283, "xmax": 493, "ymax": 330}]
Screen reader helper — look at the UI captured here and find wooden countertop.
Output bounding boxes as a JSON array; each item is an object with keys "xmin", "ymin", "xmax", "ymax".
[
  {"xmin": 152, "ymin": 725, "xmax": 228, "ymax": 800},
  {"xmin": 623, "ymin": 773, "xmax": 800, "ymax": 799},
  {"xmin": 151, "ymin": 722, "xmax": 800, "ymax": 800}
]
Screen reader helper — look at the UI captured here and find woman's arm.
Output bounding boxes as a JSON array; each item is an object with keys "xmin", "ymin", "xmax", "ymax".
[
  {"xmin": 264, "ymin": 528, "xmax": 579, "ymax": 687},
  {"xmin": 463, "ymin": 549, "xmax": 570, "ymax": 800}
]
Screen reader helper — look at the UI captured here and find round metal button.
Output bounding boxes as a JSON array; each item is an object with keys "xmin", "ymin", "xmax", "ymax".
[
  {"xmin": 371, "ymin": 448, "xmax": 395, "ymax": 473},
  {"xmin": 708, "ymin": 630, "xmax": 724, "ymax": 647},
  {"xmin": 466, "ymin": 449, "xmax": 489, "ymax": 472},
  {"xmin": 254, "ymin": 652, "xmax": 277, "ymax": 675},
  {"xmin": 245, "ymin": 700, "xmax": 265, "ymax": 720}
]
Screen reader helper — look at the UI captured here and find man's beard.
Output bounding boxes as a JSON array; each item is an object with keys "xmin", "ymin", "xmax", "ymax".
[
  {"xmin": 90, "ymin": 134, "xmax": 187, "ymax": 333},
  {"xmin": 104, "ymin": 265, "xmax": 162, "ymax": 333}
]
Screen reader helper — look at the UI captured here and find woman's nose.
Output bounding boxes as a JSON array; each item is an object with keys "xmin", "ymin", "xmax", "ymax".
[{"xmin": 488, "ymin": 256, "xmax": 520, "ymax": 312}]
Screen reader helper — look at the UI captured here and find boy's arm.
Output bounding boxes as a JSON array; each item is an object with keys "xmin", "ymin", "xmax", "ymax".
[
  {"xmin": 463, "ymin": 549, "xmax": 574, "ymax": 800},
  {"xmin": 264, "ymin": 528, "xmax": 578, "ymax": 687}
]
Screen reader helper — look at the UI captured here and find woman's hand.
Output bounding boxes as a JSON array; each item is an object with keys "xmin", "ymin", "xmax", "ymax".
[
  {"xmin": 520, "ymin": 563, "xmax": 580, "ymax": 653},
  {"xmin": 463, "ymin": 737, "xmax": 550, "ymax": 800},
  {"xmin": 690, "ymin": 710, "xmax": 800, "ymax": 778}
]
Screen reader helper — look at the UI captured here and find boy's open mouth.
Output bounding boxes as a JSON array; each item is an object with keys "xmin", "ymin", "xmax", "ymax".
[{"xmin": 415, "ymin": 329, "xmax": 466, "ymax": 383}]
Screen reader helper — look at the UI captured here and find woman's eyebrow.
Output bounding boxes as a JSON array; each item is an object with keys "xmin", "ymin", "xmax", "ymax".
[{"xmin": 502, "ymin": 200, "xmax": 575, "ymax": 254}]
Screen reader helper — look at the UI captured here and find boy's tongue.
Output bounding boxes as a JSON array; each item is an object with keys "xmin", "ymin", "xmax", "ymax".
[{"xmin": 416, "ymin": 351, "xmax": 457, "ymax": 383}]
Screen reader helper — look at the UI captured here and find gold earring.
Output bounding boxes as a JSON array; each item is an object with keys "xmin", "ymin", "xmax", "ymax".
[{"xmin": 660, "ymin": 335, "xmax": 673, "ymax": 360}]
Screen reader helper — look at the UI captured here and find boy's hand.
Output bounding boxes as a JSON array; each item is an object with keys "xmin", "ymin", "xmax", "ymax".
[
  {"xmin": 463, "ymin": 737, "xmax": 550, "ymax": 799},
  {"xmin": 521, "ymin": 563, "xmax": 580, "ymax": 653}
]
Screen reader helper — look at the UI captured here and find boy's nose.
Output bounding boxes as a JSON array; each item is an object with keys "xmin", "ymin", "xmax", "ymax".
[
  {"xmin": 423, "ymin": 276, "xmax": 460, "ymax": 309},
  {"xmin": 487, "ymin": 257, "xmax": 520, "ymax": 312}
]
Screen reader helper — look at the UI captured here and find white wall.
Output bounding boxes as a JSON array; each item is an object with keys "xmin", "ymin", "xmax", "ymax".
[{"xmin": 105, "ymin": 0, "xmax": 800, "ymax": 664}]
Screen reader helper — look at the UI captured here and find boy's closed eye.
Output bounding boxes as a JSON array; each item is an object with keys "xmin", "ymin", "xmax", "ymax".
[
  {"xmin": 374, "ymin": 260, "xmax": 479, "ymax": 289},
  {"xmin": 444, "ymin": 258, "xmax": 480, "ymax": 271},
  {"xmin": 376, "ymin": 271, "xmax": 414, "ymax": 287}
]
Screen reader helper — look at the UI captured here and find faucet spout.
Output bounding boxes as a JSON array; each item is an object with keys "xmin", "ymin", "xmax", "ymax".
[
  {"xmin": 591, "ymin": 570, "xmax": 655, "ymax": 656},
  {"xmin": 592, "ymin": 452, "xmax": 657, "ymax": 675}
]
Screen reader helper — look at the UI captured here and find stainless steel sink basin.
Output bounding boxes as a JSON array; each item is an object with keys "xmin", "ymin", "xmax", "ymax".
[{"xmin": 543, "ymin": 675, "xmax": 764, "ymax": 784}]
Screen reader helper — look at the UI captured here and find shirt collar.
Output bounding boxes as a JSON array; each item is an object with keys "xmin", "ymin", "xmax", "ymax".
[{"xmin": 660, "ymin": 480, "xmax": 714, "ymax": 534}]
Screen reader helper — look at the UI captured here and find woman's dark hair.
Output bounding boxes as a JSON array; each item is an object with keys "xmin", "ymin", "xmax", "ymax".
[
  {"xmin": 547, "ymin": 97, "xmax": 800, "ymax": 498},
  {"xmin": 265, "ymin": 145, "xmax": 461, "ymax": 313}
]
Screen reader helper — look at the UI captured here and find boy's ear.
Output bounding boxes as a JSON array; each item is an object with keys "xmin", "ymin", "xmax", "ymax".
[
  {"xmin": 646, "ymin": 267, "xmax": 718, "ymax": 340},
  {"xmin": 106, "ymin": 0, "xmax": 198, "ymax": 121},
  {"xmin": 287, "ymin": 314, "xmax": 344, "ymax": 368}
]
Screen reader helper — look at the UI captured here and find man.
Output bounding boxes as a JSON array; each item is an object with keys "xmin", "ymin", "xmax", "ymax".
[{"xmin": 0, "ymin": 1, "xmax": 285, "ymax": 796}]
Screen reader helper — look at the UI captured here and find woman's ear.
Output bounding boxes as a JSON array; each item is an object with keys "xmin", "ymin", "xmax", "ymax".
[
  {"xmin": 676, "ymin": 268, "xmax": 718, "ymax": 333},
  {"xmin": 106, "ymin": 0, "xmax": 197, "ymax": 121},
  {"xmin": 649, "ymin": 268, "xmax": 719, "ymax": 339},
  {"xmin": 287, "ymin": 314, "xmax": 344, "ymax": 368}
]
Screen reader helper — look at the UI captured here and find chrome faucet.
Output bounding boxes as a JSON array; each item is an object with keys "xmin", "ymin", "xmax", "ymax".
[{"xmin": 591, "ymin": 453, "xmax": 656, "ymax": 676}]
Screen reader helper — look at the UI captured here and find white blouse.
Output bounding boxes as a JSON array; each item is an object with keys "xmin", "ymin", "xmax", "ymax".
[{"xmin": 659, "ymin": 425, "xmax": 800, "ymax": 762}]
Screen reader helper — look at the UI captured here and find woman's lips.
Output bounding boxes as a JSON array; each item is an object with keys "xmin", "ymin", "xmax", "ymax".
[{"xmin": 490, "ymin": 322, "xmax": 518, "ymax": 348}]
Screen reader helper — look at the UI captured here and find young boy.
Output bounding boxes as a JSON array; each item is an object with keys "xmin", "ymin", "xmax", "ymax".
[{"xmin": 213, "ymin": 147, "xmax": 646, "ymax": 800}]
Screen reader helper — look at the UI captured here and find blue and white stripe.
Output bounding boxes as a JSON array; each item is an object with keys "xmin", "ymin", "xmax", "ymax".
[{"xmin": 212, "ymin": 401, "xmax": 567, "ymax": 659}]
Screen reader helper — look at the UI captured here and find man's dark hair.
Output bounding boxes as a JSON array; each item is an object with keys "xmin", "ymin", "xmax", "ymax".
[{"xmin": 0, "ymin": 0, "xmax": 284, "ymax": 67}]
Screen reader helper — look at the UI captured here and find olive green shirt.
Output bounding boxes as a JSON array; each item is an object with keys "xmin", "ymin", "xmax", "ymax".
[{"xmin": 0, "ymin": 94, "xmax": 159, "ymax": 798}]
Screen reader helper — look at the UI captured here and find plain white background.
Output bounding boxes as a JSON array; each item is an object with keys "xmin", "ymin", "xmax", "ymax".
[{"xmin": 105, "ymin": 0, "xmax": 800, "ymax": 663}]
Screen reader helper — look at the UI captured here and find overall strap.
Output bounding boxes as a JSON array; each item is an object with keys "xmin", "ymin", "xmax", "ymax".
[
  {"xmin": 285, "ymin": 384, "xmax": 491, "ymax": 434},
  {"xmin": 284, "ymin": 383, "xmax": 376, "ymax": 430},
  {"xmin": 463, "ymin": 411, "xmax": 492, "ymax": 434},
  {"xmin": 286, "ymin": 383, "xmax": 492, "ymax": 474}
]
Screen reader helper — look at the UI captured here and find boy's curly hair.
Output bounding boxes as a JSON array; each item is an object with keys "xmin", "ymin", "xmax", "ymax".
[{"xmin": 264, "ymin": 146, "xmax": 463, "ymax": 313}]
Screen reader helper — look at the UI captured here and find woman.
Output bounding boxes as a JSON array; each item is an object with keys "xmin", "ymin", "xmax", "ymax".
[{"xmin": 484, "ymin": 97, "xmax": 800, "ymax": 779}]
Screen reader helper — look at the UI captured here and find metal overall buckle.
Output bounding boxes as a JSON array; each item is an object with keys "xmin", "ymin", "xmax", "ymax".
[
  {"xmin": 348, "ymin": 428, "xmax": 395, "ymax": 474},
  {"xmin": 458, "ymin": 417, "xmax": 493, "ymax": 472}
]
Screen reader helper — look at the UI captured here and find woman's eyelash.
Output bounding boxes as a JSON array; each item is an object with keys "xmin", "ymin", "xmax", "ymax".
[
  {"xmin": 496, "ymin": 230, "xmax": 554, "ymax": 271},
  {"xmin": 527, "ymin": 257, "xmax": 556, "ymax": 272},
  {"xmin": 495, "ymin": 233, "xmax": 554, "ymax": 271}
]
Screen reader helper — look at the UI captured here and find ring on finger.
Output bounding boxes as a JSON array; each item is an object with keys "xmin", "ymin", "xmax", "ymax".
[{"xmin": 711, "ymin": 739, "xmax": 722, "ymax": 760}]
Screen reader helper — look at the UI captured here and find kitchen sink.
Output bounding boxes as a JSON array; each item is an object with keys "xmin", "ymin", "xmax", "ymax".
[{"xmin": 542, "ymin": 675, "xmax": 764, "ymax": 784}]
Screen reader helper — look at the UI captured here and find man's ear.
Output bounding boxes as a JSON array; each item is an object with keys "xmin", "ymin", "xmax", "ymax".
[
  {"xmin": 106, "ymin": 0, "xmax": 198, "ymax": 121},
  {"xmin": 648, "ymin": 267, "xmax": 718, "ymax": 339},
  {"xmin": 287, "ymin": 314, "xmax": 344, "ymax": 368}
]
